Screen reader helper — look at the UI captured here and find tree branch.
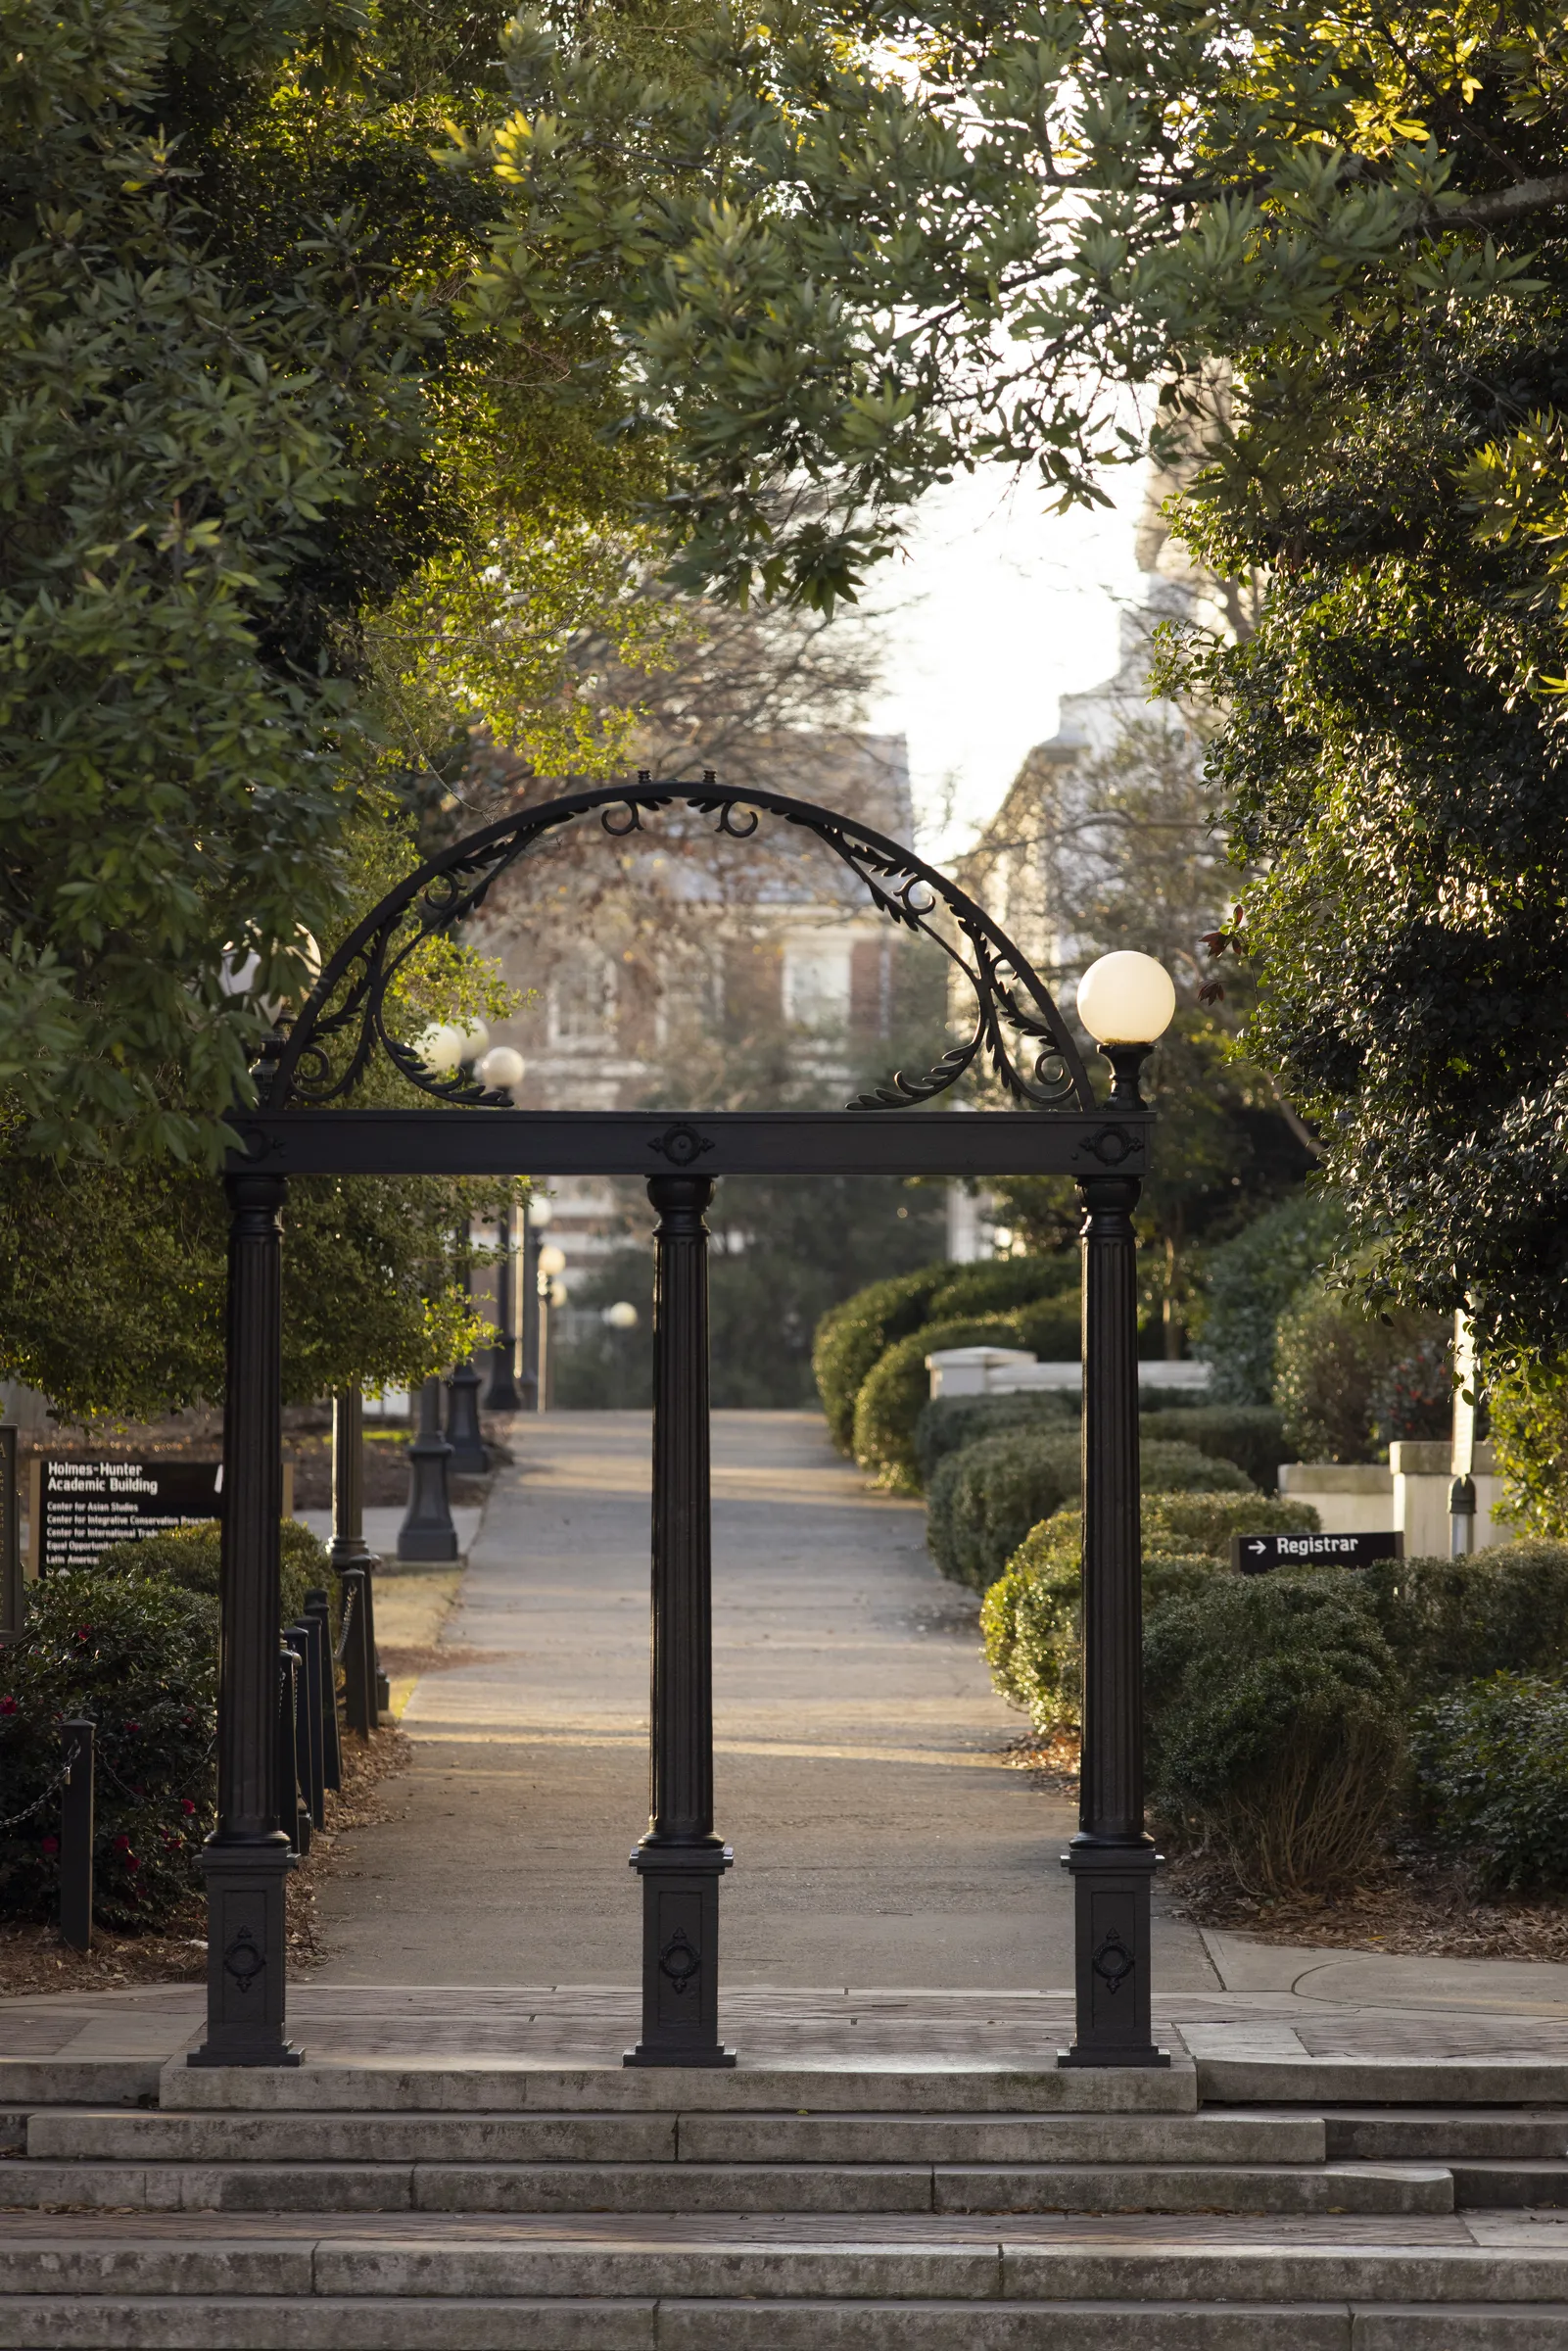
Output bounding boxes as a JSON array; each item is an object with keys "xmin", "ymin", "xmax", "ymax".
[{"xmin": 1443, "ymin": 169, "xmax": 1568, "ymax": 227}]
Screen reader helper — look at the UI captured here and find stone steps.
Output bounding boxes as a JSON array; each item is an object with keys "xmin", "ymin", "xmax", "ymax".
[{"xmin": 0, "ymin": 2155, "xmax": 1453, "ymax": 2216}]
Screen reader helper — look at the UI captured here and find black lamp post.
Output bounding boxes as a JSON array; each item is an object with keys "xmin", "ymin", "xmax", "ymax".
[
  {"xmin": 445, "ymin": 1223, "xmax": 491, "ymax": 1475},
  {"xmin": 520, "ymin": 1198, "xmax": 552, "ymax": 1413},
  {"xmin": 330, "ymin": 1389, "xmax": 381, "ymax": 1734},
  {"xmin": 398, "ymin": 1374, "xmax": 458, "ymax": 1561},
  {"xmin": 484, "ymin": 1201, "xmax": 524, "ymax": 1413},
  {"xmin": 1059, "ymin": 950, "xmax": 1176, "ymax": 2070}
]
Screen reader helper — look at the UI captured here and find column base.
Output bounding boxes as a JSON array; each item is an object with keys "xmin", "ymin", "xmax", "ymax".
[
  {"xmin": 188, "ymin": 1841, "xmax": 304, "ymax": 2068},
  {"xmin": 625, "ymin": 1842, "xmax": 736, "ymax": 2069},
  {"xmin": 1057, "ymin": 1839, "xmax": 1169, "ymax": 2070}
]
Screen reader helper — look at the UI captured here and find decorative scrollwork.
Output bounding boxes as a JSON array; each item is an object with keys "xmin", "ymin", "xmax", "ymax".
[{"xmin": 263, "ymin": 779, "xmax": 1095, "ymax": 1117}]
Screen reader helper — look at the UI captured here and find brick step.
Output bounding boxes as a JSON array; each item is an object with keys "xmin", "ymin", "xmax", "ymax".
[
  {"xmin": 23, "ymin": 2106, "xmax": 1327, "ymax": 2166},
  {"xmin": 2, "ymin": 2292, "xmax": 1568, "ymax": 2349},
  {"xmin": 0, "ymin": 2157, "xmax": 1453, "ymax": 2217},
  {"xmin": 1325, "ymin": 2110, "xmax": 1568, "ymax": 2163}
]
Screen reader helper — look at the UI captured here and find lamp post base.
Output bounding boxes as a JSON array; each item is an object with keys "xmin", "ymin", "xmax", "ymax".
[
  {"xmin": 1057, "ymin": 1842, "xmax": 1169, "ymax": 2069},
  {"xmin": 188, "ymin": 1843, "xmax": 304, "ymax": 2068},
  {"xmin": 624, "ymin": 1843, "xmax": 736, "ymax": 2068}
]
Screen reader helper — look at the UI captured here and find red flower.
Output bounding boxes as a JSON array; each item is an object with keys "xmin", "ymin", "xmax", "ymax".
[
  {"xmin": 125, "ymin": 1722, "xmax": 140, "ymax": 1734},
  {"xmin": 179, "ymin": 1799, "xmax": 196, "ymax": 1815},
  {"xmin": 40, "ymin": 1835, "xmax": 58, "ymax": 1856},
  {"xmin": 112, "ymin": 1833, "xmax": 131, "ymax": 1851},
  {"xmin": 0, "ymin": 1696, "xmax": 17, "ymax": 1717}
]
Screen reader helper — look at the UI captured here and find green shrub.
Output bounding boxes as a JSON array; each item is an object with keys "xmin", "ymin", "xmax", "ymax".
[
  {"xmin": 851, "ymin": 1316, "xmax": 1030, "ymax": 1487},
  {"xmin": 1025, "ymin": 1487, "xmax": 1315, "ymax": 1573},
  {"xmin": 914, "ymin": 1390, "xmax": 1078, "ymax": 1487},
  {"xmin": 926, "ymin": 1256, "xmax": 1078, "ymax": 1323},
  {"xmin": 96, "ymin": 1519, "xmax": 336, "ymax": 1636},
  {"xmin": 927, "ymin": 1426, "xmax": 1083, "ymax": 1586},
  {"xmin": 812, "ymin": 1264, "xmax": 952, "ymax": 1454},
  {"xmin": 1144, "ymin": 1572, "xmax": 1404, "ymax": 1895},
  {"xmin": 1489, "ymin": 1356, "xmax": 1568, "ymax": 1540},
  {"xmin": 983, "ymin": 1544, "xmax": 1219, "ymax": 1731},
  {"xmin": 1010, "ymin": 1294, "xmax": 1081, "ymax": 1361},
  {"xmin": 1410, "ymin": 1672, "xmax": 1568, "ymax": 1895},
  {"xmin": 931, "ymin": 1438, "xmax": 1251, "ymax": 1594},
  {"xmin": 0, "ymin": 1569, "xmax": 218, "ymax": 1928},
  {"xmin": 1273, "ymin": 1279, "xmax": 1448, "ymax": 1463},
  {"xmin": 1194, "ymin": 1192, "xmax": 1346, "ymax": 1406},
  {"xmin": 1138, "ymin": 1407, "xmax": 1288, "ymax": 1494},
  {"xmin": 1356, "ymin": 1543, "xmax": 1568, "ymax": 1703}
]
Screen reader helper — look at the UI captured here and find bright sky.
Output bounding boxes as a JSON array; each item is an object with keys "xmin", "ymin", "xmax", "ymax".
[{"xmin": 854, "ymin": 462, "xmax": 1153, "ymax": 862}]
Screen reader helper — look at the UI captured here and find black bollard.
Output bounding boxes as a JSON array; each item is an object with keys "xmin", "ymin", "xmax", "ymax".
[
  {"xmin": 277, "ymin": 1644, "xmax": 309, "ymax": 1857},
  {"xmin": 303, "ymin": 1590, "xmax": 342, "ymax": 1791},
  {"xmin": 59, "ymin": 1720, "xmax": 94, "ymax": 1952},
  {"xmin": 288, "ymin": 1621, "xmax": 326, "ymax": 1830}
]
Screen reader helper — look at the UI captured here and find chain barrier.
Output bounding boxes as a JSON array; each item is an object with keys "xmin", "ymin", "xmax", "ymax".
[
  {"xmin": 0, "ymin": 1741, "xmax": 78, "ymax": 1839},
  {"xmin": 334, "ymin": 1582, "xmax": 357, "ymax": 1666}
]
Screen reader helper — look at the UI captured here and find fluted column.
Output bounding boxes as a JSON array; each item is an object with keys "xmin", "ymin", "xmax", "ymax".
[
  {"xmin": 1060, "ymin": 1169, "xmax": 1167, "ymax": 2068},
  {"xmin": 190, "ymin": 1170, "xmax": 302, "ymax": 2068},
  {"xmin": 626, "ymin": 1173, "xmax": 735, "ymax": 2067}
]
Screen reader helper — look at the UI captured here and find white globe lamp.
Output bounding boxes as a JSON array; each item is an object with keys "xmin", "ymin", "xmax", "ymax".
[
  {"xmin": 537, "ymin": 1243, "xmax": 567, "ymax": 1280},
  {"xmin": 456, "ymin": 1017, "xmax": 491, "ymax": 1064},
  {"xmin": 527, "ymin": 1195, "xmax": 553, "ymax": 1229},
  {"xmin": 475, "ymin": 1044, "xmax": 525, "ymax": 1092},
  {"xmin": 602, "ymin": 1301, "xmax": 639, "ymax": 1330},
  {"xmin": 1076, "ymin": 952, "xmax": 1176, "ymax": 1045},
  {"xmin": 414, "ymin": 1022, "xmax": 465, "ymax": 1075}
]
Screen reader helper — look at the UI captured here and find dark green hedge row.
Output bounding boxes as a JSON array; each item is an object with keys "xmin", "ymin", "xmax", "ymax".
[{"xmin": 0, "ymin": 1521, "xmax": 333, "ymax": 1930}]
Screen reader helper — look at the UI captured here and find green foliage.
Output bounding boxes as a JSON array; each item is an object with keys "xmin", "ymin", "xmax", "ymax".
[
  {"xmin": 1410, "ymin": 1673, "xmax": 1568, "ymax": 1897},
  {"xmin": 1194, "ymin": 1195, "xmax": 1346, "ymax": 1408},
  {"xmin": 0, "ymin": 1569, "xmax": 217, "ymax": 1927},
  {"xmin": 983, "ymin": 1543, "xmax": 1220, "ymax": 1732},
  {"xmin": 95, "ymin": 1520, "xmax": 334, "ymax": 1637},
  {"xmin": 1356, "ymin": 1544, "xmax": 1568, "ymax": 1704},
  {"xmin": 1144, "ymin": 1573, "xmax": 1405, "ymax": 1896},
  {"xmin": 1273, "ymin": 1281, "xmax": 1449, "ymax": 1463},
  {"xmin": 930, "ymin": 1440, "xmax": 1252, "ymax": 1595},
  {"xmin": 1138, "ymin": 1407, "xmax": 1287, "ymax": 1494},
  {"xmin": 1, "ymin": 0, "xmax": 660, "ymax": 1164},
  {"xmin": 925, "ymin": 1257, "xmax": 1079, "ymax": 1322},
  {"xmin": 927, "ymin": 1425, "xmax": 1083, "ymax": 1589},
  {"xmin": 1026, "ymin": 1488, "xmax": 1314, "ymax": 1576},
  {"xmin": 852, "ymin": 1318, "xmax": 1029, "ymax": 1490},
  {"xmin": 455, "ymin": 0, "xmax": 1547, "ymax": 609},
  {"xmin": 1489, "ymin": 1361, "xmax": 1568, "ymax": 1540},
  {"xmin": 813, "ymin": 1266, "xmax": 952, "ymax": 1455},
  {"xmin": 914, "ymin": 1391, "xmax": 1078, "ymax": 1488}
]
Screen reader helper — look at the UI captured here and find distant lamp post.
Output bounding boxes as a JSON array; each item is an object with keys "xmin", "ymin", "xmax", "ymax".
[
  {"xmin": 1062, "ymin": 947, "xmax": 1175, "ymax": 2069},
  {"xmin": 537, "ymin": 1242, "xmax": 567, "ymax": 1412},
  {"xmin": 520, "ymin": 1197, "xmax": 552, "ymax": 1413},
  {"xmin": 1450, "ymin": 1306, "xmax": 1479, "ymax": 1556},
  {"xmin": 445, "ymin": 1218, "xmax": 491, "ymax": 1476},
  {"xmin": 398, "ymin": 1374, "xmax": 458, "ymax": 1561}
]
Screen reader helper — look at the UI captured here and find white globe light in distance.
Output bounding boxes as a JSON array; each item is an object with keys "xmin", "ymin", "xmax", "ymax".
[
  {"xmin": 602, "ymin": 1301, "xmax": 639, "ymax": 1330},
  {"xmin": 457, "ymin": 1016, "xmax": 491, "ymax": 1064},
  {"xmin": 527, "ymin": 1195, "xmax": 553, "ymax": 1228},
  {"xmin": 548, "ymin": 1278, "xmax": 568, "ymax": 1308},
  {"xmin": 1075, "ymin": 951, "xmax": 1177, "ymax": 1046},
  {"xmin": 476, "ymin": 1045, "xmax": 525, "ymax": 1091},
  {"xmin": 537, "ymin": 1242, "xmax": 567, "ymax": 1279},
  {"xmin": 415, "ymin": 1023, "xmax": 465, "ymax": 1075}
]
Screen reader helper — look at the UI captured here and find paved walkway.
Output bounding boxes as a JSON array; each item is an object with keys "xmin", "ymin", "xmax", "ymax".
[{"xmin": 312, "ymin": 1410, "xmax": 1213, "ymax": 1991}]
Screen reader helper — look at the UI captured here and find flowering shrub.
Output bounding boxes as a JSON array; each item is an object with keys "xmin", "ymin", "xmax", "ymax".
[{"xmin": 0, "ymin": 1570, "xmax": 217, "ymax": 1928}]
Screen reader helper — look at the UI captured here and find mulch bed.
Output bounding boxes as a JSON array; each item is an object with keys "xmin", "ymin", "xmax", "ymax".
[
  {"xmin": 0, "ymin": 1725, "xmax": 410, "ymax": 1999},
  {"xmin": 1004, "ymin": 1733, "xmax": 1568, "ymax": 1960}
]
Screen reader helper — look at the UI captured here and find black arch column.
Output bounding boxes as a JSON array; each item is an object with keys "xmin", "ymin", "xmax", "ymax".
[
  {"xmin": 626, "ymin": 1172, "xmax": 736, "ymax": 2067},
  {"xmin": 1061, "ymin": 1166, "xmax": 1167, "ymax": 2067},
  {"xmin": 190, "ymin": 1170, "xmax": 302, "ymax": 2068}
]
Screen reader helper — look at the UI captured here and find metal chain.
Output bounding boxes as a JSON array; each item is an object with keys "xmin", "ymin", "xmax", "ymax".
[
  {"xmin": 0, "ymin": 1745, "xmax": 77, "ymax": 1838},
  {"xmin": 334, "ymin": 1582, "xmax": 356, "ymax": 1665}
]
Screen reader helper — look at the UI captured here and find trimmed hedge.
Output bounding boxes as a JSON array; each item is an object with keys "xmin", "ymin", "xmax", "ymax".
[
  {"xmin": 0, "ymin": 1568, "xmax": 217, "ymax": 1927},
  {"xmin": 931, "ymin": 1438, "xmax": 1254, "ymax": 1595},
  {"xmin": 1144, "ymin": 1571, "xmax": 1405, "ymax": 1896},
  {"xmin": 915, "ymin": 1391, "xmax": 1078, "ymax": 1487},
  {"xmin": 1410, "ymin": 1672, "xmax": 1568, "ymax": 1896},
  {"xmin": 813, "ymin": 1256, "xmax": 1081, "ymax": 1456},
  {"xmin": 1354, "ymin": 1542, "xmax": 1568, "ymax": 1703},
  {"xmin": 984, "ymin": 1546, "xmax": 1218, "ymax": 1731},
  {"xmin": 979, "ymin": 1488, "xmax": 1319, "ymax": 1726},
  {"xmin": 1020, "ymin": 1488, "xmax": 1313, "ymax": 1574},
  {"xmin": 96, "ymin": 1518, "xmax": 337, "ymax": 1638},
  {"xmin": 1138, "ymin": 1407, "xmax": 1288, "ymax": 1496},
  {"xmin": 813, "ymin": 1265, "xmax": 952, "ymax": 1454},
  {"xmin": 852, "ymin": 1316, "xmax": 1027, "ymax": 1487}
]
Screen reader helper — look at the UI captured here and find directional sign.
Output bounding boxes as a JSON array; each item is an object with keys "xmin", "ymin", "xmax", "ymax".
[{"xmin": 1230, "ymin": 1530, "xmax": 1403, "ymax": 1574}]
